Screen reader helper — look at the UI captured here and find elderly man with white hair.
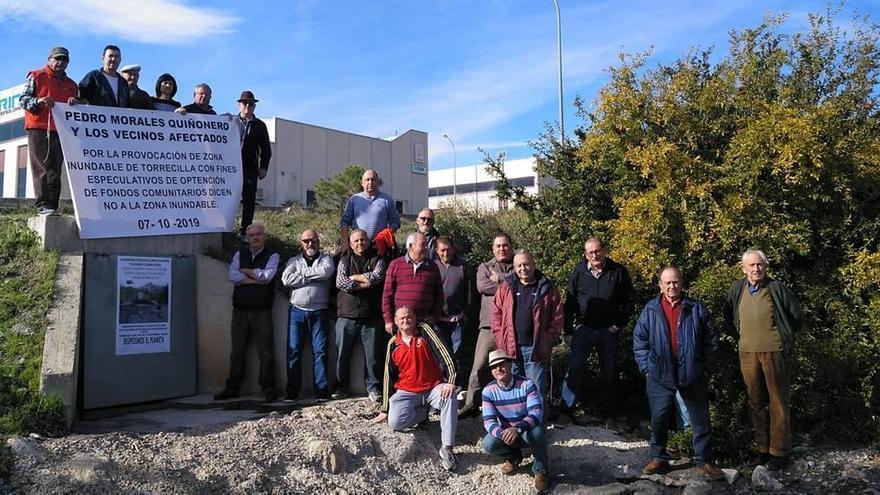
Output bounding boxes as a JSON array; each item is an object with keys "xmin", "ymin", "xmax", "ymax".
[
  {"xmin": 381, "ymin": 232, "xmax": 444, "ymax": 334},
  {"xmin": 724, "ymin": 249, "xmax": 804, "ymax": 471}
]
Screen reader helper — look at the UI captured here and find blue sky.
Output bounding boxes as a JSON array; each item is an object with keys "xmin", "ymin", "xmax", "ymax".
[{"xmin": 0, "ymin": 0, "xmax": 877, "ymax": 169}]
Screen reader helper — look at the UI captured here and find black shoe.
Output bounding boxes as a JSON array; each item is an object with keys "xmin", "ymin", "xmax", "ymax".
[
  {"xmin": 315, "ymin": 390, "xmax": 330, "ymax": 402},
  {"xmin": 457, "ymin": 403, "xmax": 478, "ymax": 418},
  {"xmin": 747, "ymin": 452, "xmax": 771, "ymax": 468},
  {"xmin": 283, "ymin": 394, "xmax": 298, "ymax": 403},
  {"xmin": 214, "ymin": 389, "xmax": 239, "ymax": 400},
  {"xmin": 264, "ymin": 390, "xmax": 279, "ymax": 402},
  {"xmin": 766, "ymin": 455, "xmax": 790, "ymax": 471}
]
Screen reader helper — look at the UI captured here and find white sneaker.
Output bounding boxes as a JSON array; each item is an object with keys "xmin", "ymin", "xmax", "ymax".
[
  {"xmin": 368, "ymin": 390, "xmax": 381, "ymax": 403},
  {"xmin": 37, "ymin": 207, "xmax": 55, "ymax": 216},
  {"xmin": 439, "ymin": 446, "xmax": 458, "ymax": 472}
]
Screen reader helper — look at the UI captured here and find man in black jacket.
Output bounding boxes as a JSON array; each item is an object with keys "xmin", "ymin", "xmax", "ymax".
[
  {"xmin": 78, "ymin": 44, "xmax": 129, "ymax": 107},
  {"xmin": 559, "ymin": 237, "xmax": 633, "ymax": 421},
  {"xmin": 235, "ymin": 90, "xmax": 272, "ymax": 239},
  {"xmin": 215, "ymin": 222, "xmax": 280, "ymax": 402}
]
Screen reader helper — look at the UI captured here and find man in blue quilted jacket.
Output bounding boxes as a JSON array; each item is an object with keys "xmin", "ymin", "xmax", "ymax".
[{"xmin": 633, "ymin": 266, "xmax": 723, "ymax": 480}]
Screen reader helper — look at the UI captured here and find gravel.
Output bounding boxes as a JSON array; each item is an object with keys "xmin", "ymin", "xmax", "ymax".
[{"xmin": 4, "ymin": 399, "xmax": 879, "ymax": 494}]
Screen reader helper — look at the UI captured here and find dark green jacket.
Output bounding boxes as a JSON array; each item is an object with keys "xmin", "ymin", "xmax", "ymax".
[{"xmin": 724, "ymin": 277, "xmax": 804, "ymax": 355}]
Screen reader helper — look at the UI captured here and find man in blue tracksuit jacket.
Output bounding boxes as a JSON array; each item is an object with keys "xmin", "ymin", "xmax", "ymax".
[{"xmin": 633, "ymin": 266, "xmax": 723, "ymax": 479}]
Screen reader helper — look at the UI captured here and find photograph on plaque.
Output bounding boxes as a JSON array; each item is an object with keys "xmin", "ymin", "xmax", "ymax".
[{"xmin": 116, "ymin": 256, "xmax": 172, "ymax": 355}]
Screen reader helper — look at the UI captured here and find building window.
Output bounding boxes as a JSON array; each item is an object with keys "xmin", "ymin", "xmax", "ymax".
[
  {"xmin": 396, "ymin": 200, "xmax": 403, "ymax": 214},
  {"xmin": 16, "ymin": 144, "xmax": 27, "ymax": 198},
  {"xmin": 306, "ymin": 190, "xmax": 316, "ymax": 207},
  {"xmin": 498, "ymin": 198, "xmax": 509, "ymax": 210},
  {"xmin": 0, "ymin": 119, "xmax": 25, "ymax": 144}
]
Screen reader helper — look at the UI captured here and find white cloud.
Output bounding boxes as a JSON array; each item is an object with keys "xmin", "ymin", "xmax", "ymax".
[{"xmin": 0, "ymin": 0, "xmax": 239, "ymax": 44}]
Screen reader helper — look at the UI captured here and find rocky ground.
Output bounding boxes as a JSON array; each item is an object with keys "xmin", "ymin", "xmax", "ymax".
[{"xmin": 3, "ymin": 397, "xmax": 880, "ymax": 494}]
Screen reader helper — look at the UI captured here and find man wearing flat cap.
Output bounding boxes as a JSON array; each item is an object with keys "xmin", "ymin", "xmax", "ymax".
[
  {"xmin": 480, "ymin": 349, "xmax": 550, "ymax": 493},
  {"xmin": 19, "ymin": 46, "xmax": 82, "ymax": 216},
  {"xmin": 119, "ymin": 64, "xmax": 155, "ymax": 110},
  {"xmin": 236, "ymin": 90, "xmax": 272, "ymax": 239}
]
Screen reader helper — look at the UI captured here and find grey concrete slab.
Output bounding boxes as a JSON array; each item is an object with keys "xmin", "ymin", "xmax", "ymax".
[{"xmin": 39, "ymin": 254, "xmax": 84, "ymax": 431}]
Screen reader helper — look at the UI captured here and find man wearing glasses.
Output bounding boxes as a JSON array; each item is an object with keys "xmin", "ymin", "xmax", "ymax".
[
  {"xmin": 416, "ymin": 208, "xmax": 440, "ymax": 260},
  {"xmin": 235, "ymin": 90, "xmax": 272, "ymax": 240},
  {"xmin": 215, "ymin": 223, "xmax": 280, "ymax": 402},
  {"xmin": 281, "ymin": 230, "xmax": 336, "ymax": 401}
]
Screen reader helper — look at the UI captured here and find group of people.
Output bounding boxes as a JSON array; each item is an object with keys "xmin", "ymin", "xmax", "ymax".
[
  {"xmin": 216, "ymin": 168, "xmax": 805, "ymax": 492},
  {"xmin": 21, "ymin": 45, "xmax": 271, "ymax": 237}
]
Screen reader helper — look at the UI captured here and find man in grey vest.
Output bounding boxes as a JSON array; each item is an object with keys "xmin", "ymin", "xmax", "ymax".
[{"xmin": 215, "ymin": 222, "xmax": 280, "ymax": 402}]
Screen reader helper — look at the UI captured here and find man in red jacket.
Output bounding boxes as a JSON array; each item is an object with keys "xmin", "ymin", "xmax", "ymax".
[
  {"xmin": 19, "ymin": 46, "xmax": 81, "ymax": 216},
  {"xmin": 492, "ymin": 250, "xmax": 564, "ymax": 404}
]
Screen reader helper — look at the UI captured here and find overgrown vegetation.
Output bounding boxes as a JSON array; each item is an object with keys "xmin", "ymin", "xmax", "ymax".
[
  {"xmin": 488, "ymin": 7, "xmax": 880, "ymax": 459},
  {"xmin": 0, "ymin": 207, "xmax": 65, "ymax": 475}
]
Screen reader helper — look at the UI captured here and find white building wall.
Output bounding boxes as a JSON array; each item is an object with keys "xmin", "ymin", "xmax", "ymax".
[
  {"xmin": 428, "ymin": 157, "xmax": 539, "ymax": 210},
  {"xmin": 261, "ymin": 118, "xmax": 428, "ymax": 214}
]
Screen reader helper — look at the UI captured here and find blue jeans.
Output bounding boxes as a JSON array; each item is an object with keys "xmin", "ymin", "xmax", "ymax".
[
  {"xmin": 562, "ymin": 324, "xmax": 619, "ymax": 416},
  {"xmin": 334, "ymin": 317, "xmax": 381, "ymax": 394},
  {"xmin": 286, "ymin": 307, "xmax": 329, "ymax": 398},
  {"xmin": 481, "ymin": 425, "xmax": 549, "ymax": 474},
  {"xmin": 646, "ymin": 376, "xmax": 713, "ymax": 464},
  {"xmin": 511, "ymin": 345, "xmax": 549, "ymax": 404}
]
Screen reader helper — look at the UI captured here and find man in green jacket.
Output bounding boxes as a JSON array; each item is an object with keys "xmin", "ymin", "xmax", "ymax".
[{"xmin": 724, "ymin": 249, "xmax": 804, "ymax": 471}]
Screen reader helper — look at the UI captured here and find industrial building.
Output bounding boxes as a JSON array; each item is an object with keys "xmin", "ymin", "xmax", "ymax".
[{"xmin": 427, "ymin": 157, "xmax": 540, "ymax": 210}]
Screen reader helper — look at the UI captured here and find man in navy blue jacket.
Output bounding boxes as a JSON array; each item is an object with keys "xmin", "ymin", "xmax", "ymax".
[
  {"xmin": 78, "ymin": 45, "xmax": 129, "ymax": 107},
  {"xmin": 633, "ymin": 266, "xmax": 723, "ymax": 479}
]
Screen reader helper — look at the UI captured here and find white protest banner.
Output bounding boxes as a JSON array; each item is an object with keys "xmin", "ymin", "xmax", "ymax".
[
  {"xmin": 116, "ymin": 256, "xmax": 172, "ymax": 355},
  {"xmin": 52, "ymin": 103, "xmax": 242, "ymax": 239}
]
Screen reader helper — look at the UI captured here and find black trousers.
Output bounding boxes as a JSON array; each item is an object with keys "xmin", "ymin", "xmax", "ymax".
[
  {"xmin": 240, "ymin": 170, "xmax": 258, "ymax": 235},
  {"xmin": 225, "ymin": 307, "xmax": 275, "ymax": 392},
  {"xmin": 28, "ymin": 130, "xmax": 64, "ymax": 210}
]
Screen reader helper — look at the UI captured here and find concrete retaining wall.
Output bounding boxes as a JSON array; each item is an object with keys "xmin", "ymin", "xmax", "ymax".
[{"xmin": 39, "ymin": 255, "xmax": 83, "ymax": 430}]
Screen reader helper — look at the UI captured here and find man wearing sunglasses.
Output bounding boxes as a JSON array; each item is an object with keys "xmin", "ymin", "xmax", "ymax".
[
  {"xmin": 481, "ymin": 350, "xmax": 550, "ymax": 492},
  {"xmin": 235, "ymin": 90, "xmax": 272, "ymax": 240},
  {"xmin": 416, "ymin": 208, "xmax": 440, "ymax": 260},
  {"xmin": 281, "ymin": 230, "xmax": 336, "ymax": 401}
]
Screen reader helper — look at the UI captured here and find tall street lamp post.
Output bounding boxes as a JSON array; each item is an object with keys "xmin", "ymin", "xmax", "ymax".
[
  {"xmin": 442, "ymin": 134, "xmax": 457, "ymax": 200},
  {"xmin": 552, "ymin": 0, "xmax": 564, "ymax": 144}
]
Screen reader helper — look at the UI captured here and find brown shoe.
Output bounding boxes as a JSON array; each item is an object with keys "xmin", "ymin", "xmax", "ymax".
[
  {"xmin": 500, "ymin": 460, "xmax": 518, "ymax": 475},
  {"xmin": 642, "ymin": 458, "xmax": 669, "ymax": 475},
  {"xmin": 534, "ymin": 472, "xmax": 549, "ymax": 492},
  {"xmin": 697, "ymin": 463, "xmax": 724, "ymax": 480}
]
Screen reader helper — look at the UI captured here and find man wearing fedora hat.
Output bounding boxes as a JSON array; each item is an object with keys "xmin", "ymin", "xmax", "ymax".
[
  {"xmin": 481, "ymin": 349, "xmax": 550, "ymax": 492},
  {"xmin": 236, "ymin": 90, "xmax": 272, "ymax": 239},
  {"xmin": 20, "ymin": 46, "xmax": 82, "ymax": 216},
  {"xmin": 119, "ymin": 64, "xmax": 155, "ymax": 110}
]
